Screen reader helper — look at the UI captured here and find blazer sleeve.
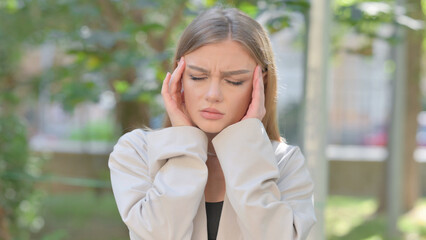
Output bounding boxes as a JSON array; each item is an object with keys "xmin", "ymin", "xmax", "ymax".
[
  {"xmin": 108, "ymin": 127, "xmax": 209, "ymax": 240},
  {"xmin": 212, "ymin": 118, "xmax": 316, "ymax": 240}
]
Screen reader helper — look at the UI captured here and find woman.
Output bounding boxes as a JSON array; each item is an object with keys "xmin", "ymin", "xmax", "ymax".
[{"xmin": 109, "ymin": 6, "xmax": 316, "ymax": 240}]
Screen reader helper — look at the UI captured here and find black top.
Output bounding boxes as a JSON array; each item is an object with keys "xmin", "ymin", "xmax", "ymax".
[{"xmin": 205, "ymin": 201, "xmax": 224, "ymax": 240}]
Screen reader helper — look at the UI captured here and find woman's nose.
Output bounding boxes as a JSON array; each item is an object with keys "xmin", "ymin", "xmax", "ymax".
[{"xmin": 205, "ymin": 81, "xmax": 223, "ymax": 103}]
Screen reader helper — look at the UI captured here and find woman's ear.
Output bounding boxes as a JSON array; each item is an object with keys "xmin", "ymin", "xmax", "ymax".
[{"xmin": 261, "ymin": 66, "xmax": 267, "ymax": 84}]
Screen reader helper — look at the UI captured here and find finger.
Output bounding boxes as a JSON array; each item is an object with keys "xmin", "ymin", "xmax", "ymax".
[
  {"xmin": 169, "ymin": 59, "xmax": 180, "ymax": 93},
  {"xmin": 170, "ymin": 57, "xmax": 185, "ymax": 99},
  {"xmin": 170, "ymin": 68, "xmax": 184, "ymax": 105},
  {"xmin": 161, "ymin": 72, "xmax": 172, "ymax": 100},
  {"xmin": 254, "ymin": 65, "xmax": 265, "ymax": 115},
  {"xmin": 176, "ymin": 78, "xmax": 183, "ymax": 105},
  {"xmin": 251, "ymin": 65, "xmax": 261, "ymax": 103},
  {"xmin": 258, "ymin": 66, "xmax": 266, "ymax": 117},
  {"xmin": 162, "ymin": 72, "xmax": 170, "ymax": 92}
]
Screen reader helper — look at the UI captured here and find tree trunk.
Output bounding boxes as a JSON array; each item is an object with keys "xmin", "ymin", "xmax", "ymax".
[
  {"xmin": 0, "ymin": 206, "xmax": 11, "ymax": 240},
  {"xmin": 402, "ymin": 0, "xmax": 423, "ymax": 212},
  {"xmin": 377, "ymin": 0, "xmax": 423, "ymax": 214},
  {"xmin": 97, "ymin": 1, "xmax": 188, "ymax": 135},
  {"xmin": 116, "ymin": 100, "xmax": 150, "ymax": 133}
]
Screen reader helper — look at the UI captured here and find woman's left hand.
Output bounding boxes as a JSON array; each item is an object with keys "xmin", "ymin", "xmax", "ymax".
[{"xmin": 242, "ymin": 65, "xmax": 266, "ymax": 121}]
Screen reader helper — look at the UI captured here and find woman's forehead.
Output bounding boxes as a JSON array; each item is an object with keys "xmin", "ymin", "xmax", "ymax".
[
  {"xmin": 185, "ymin": 61, "xmax": 253, "ymax": 71},
  {"xmin": 185, "ymin": 54, "xmax": 255, "ymax": 71},
  {"xmin": 186, "ymin": 40, "xmax": 254, "ymax": 59},
  {"xmin": 186, "ymin": 64, "xmax": 252, "ymax": 77}
]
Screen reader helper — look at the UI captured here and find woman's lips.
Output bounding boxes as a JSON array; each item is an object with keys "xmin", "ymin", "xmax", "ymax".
[{"xmin": 200, "ymin": 108, "xmax": 224, "ymax": 120}]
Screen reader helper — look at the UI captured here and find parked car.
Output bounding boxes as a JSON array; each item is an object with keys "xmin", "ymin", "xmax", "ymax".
[{"xmin": 361, "ymin": 111, "xmax": 426, "ymax": 147}]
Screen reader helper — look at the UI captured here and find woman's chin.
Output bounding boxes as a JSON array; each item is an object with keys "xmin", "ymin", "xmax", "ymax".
[
  {"xmin": 200, "ymin": 127, "xmax": 222, "ymax": 134},
  {"xmin": 196, "ymin": 123, "xmax": 225, "ymax": 134}
]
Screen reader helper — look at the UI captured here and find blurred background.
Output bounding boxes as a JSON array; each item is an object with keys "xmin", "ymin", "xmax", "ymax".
[{"xmin": 0, "ymin": 0, "xmax": 425, "ymax": 239}]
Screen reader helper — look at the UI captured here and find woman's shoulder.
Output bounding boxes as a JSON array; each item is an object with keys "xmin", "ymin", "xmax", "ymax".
[
  {"xmin": 115, "ymin": 128, "xmax": 149, "ymax": 145},
  {"xmin": 271, "ymin": 140, "xmax": 305, "ymax": 166},
  {"xmin": 111, "ymin": 128, "xmax": 155, "ymax": 157},
  {"xmin": 113, "ymin": 126, "xmax": 205, "ymax": 151}
]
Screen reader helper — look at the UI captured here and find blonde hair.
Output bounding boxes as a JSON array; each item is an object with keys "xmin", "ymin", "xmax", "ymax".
[{"xmin": 163, "ymin": 6, "xmax": 281, "ymax": 142}]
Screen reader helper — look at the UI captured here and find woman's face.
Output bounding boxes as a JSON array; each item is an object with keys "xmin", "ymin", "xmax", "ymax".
[{"xmin": 182, "ymin": 40, "xmax": 257, "ymax": 133}]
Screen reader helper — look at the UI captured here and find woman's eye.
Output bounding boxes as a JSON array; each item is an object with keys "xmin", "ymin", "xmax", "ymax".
[
  {"xmin": 189, "ymin": 75, "xmax": 206, "ymax": 81},
  {"xmin": 189, "ymin": 75, "xmax": 243, "ymax": 86},
  {"xmin": 226, "ymin": 80, "xmax": 244, "ymax": 86}
]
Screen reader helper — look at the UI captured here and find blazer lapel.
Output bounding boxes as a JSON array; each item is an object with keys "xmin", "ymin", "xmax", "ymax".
[
  {"xmin": 217, "ymin": 193, "xmax": 243, "ymax": 240},
  {"xmin": 192, "ymin": 195, "xmax": 208, "ymax": 240}
]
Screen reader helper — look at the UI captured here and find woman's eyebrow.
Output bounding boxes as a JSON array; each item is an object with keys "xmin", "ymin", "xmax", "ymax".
[{"xmin": 187, "ymin": 64, "xmax": 251, "ymax": 76}]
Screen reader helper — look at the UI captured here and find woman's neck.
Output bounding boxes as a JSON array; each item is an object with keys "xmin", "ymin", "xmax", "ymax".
[
  {"xmin": 203, "ymin": 132, "xmax": 226, "ymax": 202},
  {"xmin": 206, "ymin": 132, "xmax": 218, "ymax": 157}
]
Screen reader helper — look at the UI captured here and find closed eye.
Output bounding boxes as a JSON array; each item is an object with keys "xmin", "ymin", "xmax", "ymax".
[
  {"xmin": 190, "ymin": 75, "xmax": 244, "ymax": 86},
  {"xmin": 189, "ymin": 75, "xmax": 206, "ymax": 81},
  {"xmin": 226, "ymin": 80, "xmax": 244, "ymax": 86}
]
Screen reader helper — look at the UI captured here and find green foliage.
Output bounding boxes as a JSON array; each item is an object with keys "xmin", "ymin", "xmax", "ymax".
[
  {"xmin": 69, "ymin": 119, "xmax": 117, "ymax": 142},
  {"xmin": 53, "ymin": 80, "xmax": 101, "ymax": 112},
  {"xmin": 40, "ymin": 230, "xmax": 69, "ymax": 240},
  {"xmin": 326, "ymin": 196, "xmax": 378, "ymax": 239},
  {"xmin": 237, "ymin": 2, "xmax": 258, "ymax": 18},
  {"xmin": 332, "ymin": 0, "xmax": 426, "ymax": 57},
  {"xmin": 113, "ymin": 80, "xmax": 130, "ymax": 94},
  {"xmin": 327, "ymin": 196, "xmax": 426, "ymax": 240},
  {"xmin": 398, "ymin": 199, "xmax": 426, "ymax": 238},
  {"xmin": 334, "ymin": 1, "xmax": 394, "ymax": 35},
  {"xmin": 0, "ymin": 114, "xmax": 47, "ymax": 238},
  {"xmin": 35, "ymin": 191, "xmax": 125, "ymax": 240},
  {"xmin": 0, "ymin": 0, "xmax": 305, "ymax": 126},
  {"xmin": 266, "ymin": 15, "xmax": 292, "ymax": 34}
]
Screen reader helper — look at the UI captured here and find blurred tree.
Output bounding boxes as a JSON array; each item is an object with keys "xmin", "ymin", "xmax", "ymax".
[
  {"xmin": 333, "ymin": 0, "xmax": 425, "ymax": 213},
  {"xmin": 0, "ymin": 0, "xmax": 308, "ymax": 133},
  {"xmin": 401, "ymin": 0, "xmax": 424, "ymax": 212},
  {"xmin": 0, "ymin": 71, "xmax": 45, "ymax": 239}
]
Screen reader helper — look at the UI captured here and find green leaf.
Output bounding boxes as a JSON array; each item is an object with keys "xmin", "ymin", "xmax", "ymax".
[
  {"xmin": 86, "ymin": 56, "xmax": 101, "ymax": 70},
  {"xmin": 6, "ymin": 0, "xmax": 19, "ymax": 12},
  {"xmin": 266, "ymin": 15, "xmax": 291, "ymax": 34},
  {"xmin": 335, "ymin": 0, "xmax": 358, "ymax": 7},
  {"xmin": 113, "ymin": 80, "xmax": 130, "ymax": 94},
  {"xmin": 156, "ymin": 70, "xmax": 167, "ymax": 85},
  {"xmin": 384, "ymin": 60, "xmax": 395, "ymax": 74},
  {"xmin": 140, "ymin": 23, "xmax": 165, "ymax": 32},
  {"xmin": 205, "ymin": 0, "xmax": 217, "ymax": 8},
  {"xmin": 423, "ymin": 0, "xmax": 426, "ymax": 16},
  {"xmin": 138, "ymin": 92, "xmax": 153, "ymax": 104},
  {"xmin": 238, "ymin": 2, "xmax": 258, "ymax": 18},
  {"xmin": 285, "ymin": 1, "xmax": 310, "ymax": 13},
  {"xmin": 69, "ymin": 119, "xmax": 115, "ymax": 142}
]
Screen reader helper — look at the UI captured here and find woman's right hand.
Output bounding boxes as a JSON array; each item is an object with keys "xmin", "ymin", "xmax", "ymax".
[{"xmin": 161, "ymin": 56, "xmax": 193, "ymax": 127}]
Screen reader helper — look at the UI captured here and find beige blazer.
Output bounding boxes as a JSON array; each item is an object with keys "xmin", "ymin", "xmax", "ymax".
[{"xmin": 109, "ymin": 118, "xmax": 316, "ymax": 240}]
